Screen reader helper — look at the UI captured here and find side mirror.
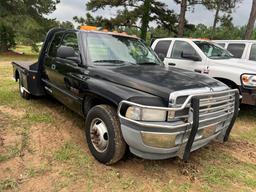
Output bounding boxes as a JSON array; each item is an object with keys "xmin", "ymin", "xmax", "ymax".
[
  {"xmin": 57, "ymin": 46, "xmax": 81, "ymax": 64},
  {"xmin": 181, "ymin": 50, "xmax": 201, "ymax": 61}
]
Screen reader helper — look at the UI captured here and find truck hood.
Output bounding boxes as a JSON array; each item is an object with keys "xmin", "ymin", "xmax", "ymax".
[
  {"xmin": 90, "ymin": 65, "xmax": 226, "ymax": 99},
  {"xmin": 212, "ymin": 58, "xmax": 256, "ymax": 73}
]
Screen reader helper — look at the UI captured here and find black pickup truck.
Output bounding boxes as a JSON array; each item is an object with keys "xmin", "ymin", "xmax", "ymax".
[{"xmin": 12, "ymin": 28, "xmax": 239, "ymax": 164}]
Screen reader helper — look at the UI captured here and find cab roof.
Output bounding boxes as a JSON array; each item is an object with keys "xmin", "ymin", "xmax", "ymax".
[
  {"xmin": 79, "ymin": 25, "xmax": 139, "ymax": 39},
  {"xmin": 155, "ymin": 37, "xmax": 212, "ymax": 42}
]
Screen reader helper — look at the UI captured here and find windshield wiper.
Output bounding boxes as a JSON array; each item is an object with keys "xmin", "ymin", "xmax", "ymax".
[
  {"xmin": 94, "ymin": 60, "xmax": 134, "ymax": 64},
  {"xmin": 137, "ymin": 62, "xmax": 159, "ymax": 65}
]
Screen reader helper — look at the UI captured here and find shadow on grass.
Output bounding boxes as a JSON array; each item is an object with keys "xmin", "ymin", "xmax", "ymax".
[{"xmin": 239, "ymin": 104, "xmax": 255, "ymax": 117}]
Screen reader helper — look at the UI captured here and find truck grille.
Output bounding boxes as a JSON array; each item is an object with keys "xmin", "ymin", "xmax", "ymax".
[{"xmin": 173, "ymin": 90, "xmax": 236, "ymax": 142}]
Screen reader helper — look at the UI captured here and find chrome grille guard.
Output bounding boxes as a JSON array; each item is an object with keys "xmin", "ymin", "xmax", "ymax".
[{"xmin": 118, "ymin": 89, "xmax": 240, "ymax": 160}]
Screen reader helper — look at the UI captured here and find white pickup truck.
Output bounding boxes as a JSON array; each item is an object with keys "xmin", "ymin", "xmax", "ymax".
[
  {"xmin": 151, "ymin": 38, "xmax": 256, "ymax": 105},
  {"xmin": 213, "ymin": 40, "xmax": 256, "ymax": 62}
]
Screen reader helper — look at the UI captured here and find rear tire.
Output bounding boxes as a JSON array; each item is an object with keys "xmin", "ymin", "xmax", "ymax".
[
  {"xmin": 85, "ymin": 105, "xmax": 126, "ymax": 164},
  {"xmin": 220, "ymin": 80, "xmax": 241, "ymax": 105},
  {"xmin": 19, "ymin": 78, "xmax": 30, "ymax": 100}
]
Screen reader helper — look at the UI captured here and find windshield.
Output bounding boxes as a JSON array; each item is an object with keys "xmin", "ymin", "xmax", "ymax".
[
  {"xmin": 194, "ymin": 41, "xmax": 233, "ymax": 60},
  {"xmin": 85, "ymin": 32, "xmax": 162, "ymax": 65}
]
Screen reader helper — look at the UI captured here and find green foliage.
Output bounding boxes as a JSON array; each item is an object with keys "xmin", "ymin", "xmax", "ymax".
[
  {"xmin": 203, "ymin": 0, "xmax": 240, "ymax": 12},
  {"xmin": 0, "ymin": 0, "xmax": 63, "ymax": 52},
  {"xmin": 57, "ymin": 21, "xmax": 74, "ymax": 29},
  {"xmin": 76, "ymin": 0, "xmax": 178, "ymax": 40},
  {"xmin": 74, "ymin": 13, "xmax": 114, "ymax": 30},
  {"xmin": 0, "ymin": 22, "xmax": 16, "ymax": 51},
  {"xmin": 189, "ymin": 23, "xmax": 246, "ymax": 40},
  {"xmin": 202, "ymin": 0, "xmax": 242, "ymax": 38}
]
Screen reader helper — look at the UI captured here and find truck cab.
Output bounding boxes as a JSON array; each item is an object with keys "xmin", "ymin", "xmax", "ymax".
[
  {"xmin": 12, "ymin": 28, "xmax": 239, "ymax": 164},
  {"xmin": 151, "ymin": 38, "xmax": 256, "ymax": 106},
  {"xmin": 213, "ymin": 40, "xmax": 256, "ymax": 62}
]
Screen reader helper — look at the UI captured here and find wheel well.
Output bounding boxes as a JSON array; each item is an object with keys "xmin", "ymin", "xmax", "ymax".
[
  {"xmin": 15, "ymin": 70, "xmax": 19, "ymax": 81},
  {"xmin": 82, "ymin": 94, "xmax": 118, "ymax": 117},
  {"xmin": 214, "ymin": 77, "xmax": 240, "ymax": 92}
]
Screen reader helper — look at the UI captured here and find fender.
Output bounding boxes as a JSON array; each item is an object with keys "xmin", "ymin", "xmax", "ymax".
[{"xmin": 79, "ymin": 77, "xmax": 167, "ymax": 116}]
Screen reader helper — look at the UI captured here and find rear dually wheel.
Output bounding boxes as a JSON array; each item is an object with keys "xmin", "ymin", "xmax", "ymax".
[{"xmin": 19, "ymin": 78, "xmax": 30, "ymax": 100}]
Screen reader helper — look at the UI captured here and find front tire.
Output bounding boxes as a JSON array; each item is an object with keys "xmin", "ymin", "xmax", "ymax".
[{"xmin": 85, "ymin": 105, "xmax": 126, "ymax": 164}]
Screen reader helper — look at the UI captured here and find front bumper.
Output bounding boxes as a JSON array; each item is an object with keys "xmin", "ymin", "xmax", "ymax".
[
  {"xmin": 240, "ymin": 86, "xmax": 256, "ymax": 105},
  {"xmin": 118, "ymin": 90, "xmax": 240, "ymax": 160}
]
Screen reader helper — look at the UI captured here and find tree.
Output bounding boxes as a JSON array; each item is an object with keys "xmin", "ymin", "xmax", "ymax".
[
  {"xmin": 57, "ymin": 21, "xmax": 74, "ymax": 29},
  {"xmin": 244, "ymin": 0, "xmax": 256, "ymax": 39},
  {"xmin": 74, "ymin": 13, "xmax": 114, "ymax": 30},
  {"xmin": 174, "ymin": 0, "xmax": 201, "ymax": 37},
  {"xmin": 84, "ymin": 0, "xmax": 178, "ymax": 40},
  {"xmin": 0, "ymin": 22, "xmax": 15, "ymax": 52},
  {"xmin": 153, "ymin": 6, "xmax": 178, "ymax": 36},
  {"xmin": 0, "ymin": 0, "xmax": 60, "ymax": 52},
  {"xmin": 203, "ymin": 0, "xmax": 241, "ymax": 39}
]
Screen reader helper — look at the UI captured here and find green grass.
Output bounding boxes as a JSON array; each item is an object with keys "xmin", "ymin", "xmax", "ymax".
[
  {"xmin": 0, "ymin": 178, "xmax": 18, "ymax": 191},
  {"xmin": 53, "ymin": 142, "xmax": 93, "ymax": 191},
  {"xmin": 24, "ymin": 164, "xmax": 51, "ymax": 179},
  {"xmin": 11, "ymin": 45, "xmax": 38, "ymax": 55},
  {"xmin": 199, "ymin": 150, "xmax": 256, "ymax": 190},
  {"xmin": 177, "ymin": 183, "xmax": 192, "ymax": 192},
  {"xmin": 0, "ymin": 144, "xmax": 21, "ymax": 163},
  {"xmin": 0, "ymin": 45, "xmax": 38, "ymax": 62},
  {"xmin": 54, "ymin": 142, "xmax": 89, "ymax": 166},
  {"xmin": 25, "ymin": 112, "xmax": 53, "ymax": 123}
]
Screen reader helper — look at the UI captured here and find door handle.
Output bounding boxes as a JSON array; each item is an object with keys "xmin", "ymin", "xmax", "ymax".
[
  {"xmin": 194, "ymin": 69, "xmax": 202, "ymax": 73},
  {"xmin": 51, "ymin": 64, "xmax": 56, "ymax": 70},
  {"xmin": 168, "ymin": 63, "xmax": 176, "ymax": 66}
]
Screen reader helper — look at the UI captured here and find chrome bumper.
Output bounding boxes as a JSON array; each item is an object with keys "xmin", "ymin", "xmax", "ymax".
[{"xmin": 118, "ymin": 89, "xmax": 240, "ymax": 160}]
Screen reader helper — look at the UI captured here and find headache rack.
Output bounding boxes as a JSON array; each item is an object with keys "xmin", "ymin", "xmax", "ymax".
[{"xmin": 118, "ymin": 89, "xmax": 240, "ymax": 160}]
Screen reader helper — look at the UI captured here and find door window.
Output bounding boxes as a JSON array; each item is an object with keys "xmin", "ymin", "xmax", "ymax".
[
  {"xmin": 249, "ymin": 44, "xmax": 256, "ymax": 61},
  {"xmin": 217, "ymin": 43, "xmax": 225, "ymax": 48},
  {"xmin": 171, "ymin": 41, "xmax": 198, "ymax": 59},
  {"xmin": 48, "ymin": 32, "xmax": 64, "ymax": 57},
  {"xmin": 154, "ymin": 40, "xmax": 172, "ymax": 60},
  {"xmin": 227, "ymin": 43, "xmax": 245, "ymax": 58},
  {"xmin": 61, "ymin": 32, "xmax": 79, "ymax": 56}
]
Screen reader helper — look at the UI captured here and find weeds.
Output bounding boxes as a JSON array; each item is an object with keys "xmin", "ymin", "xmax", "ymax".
[{"xmin": 0, "ymin": 178, "xmax": 18, "ymax": 191}]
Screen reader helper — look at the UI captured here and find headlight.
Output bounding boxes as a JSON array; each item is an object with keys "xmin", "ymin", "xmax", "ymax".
[
  {"xmin": 241, "ymin": 74, "xmax": 256, "ymax": 87},
  {"xmin": 125, "ymin": 106, "xmax": 166, "ymax": 121}
]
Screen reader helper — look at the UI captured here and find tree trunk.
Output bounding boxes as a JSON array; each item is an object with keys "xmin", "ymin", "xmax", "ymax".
[
  {"xmin": 211, "ymin": 2, "xmax": 221, "ymax": 39},
  {"xmin": 178, "ymin": 0, "xmax": 187, "ymax": 37},
  {"xmin": 244, "ymin": 0, "xmax": 256, "ymax": 39},
  {"xmin": 140, "ymin": 0, "xmax": 151, "ymax": 41}
]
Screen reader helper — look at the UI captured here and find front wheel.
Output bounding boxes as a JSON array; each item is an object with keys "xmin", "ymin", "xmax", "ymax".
[{"xmin": 85, "ymin": 105, "xmax": 126, "ymax": 164}]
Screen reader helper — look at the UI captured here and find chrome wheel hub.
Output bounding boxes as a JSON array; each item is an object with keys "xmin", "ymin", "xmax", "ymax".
[{"xmin": 90, "ymin": 118, "xmax": 109, "ymax": 152}]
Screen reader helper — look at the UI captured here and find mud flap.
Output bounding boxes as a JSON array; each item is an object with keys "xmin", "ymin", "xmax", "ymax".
[
  {"xmin": 177, "ymin": 97, "xmax": 200, "ymax": 161},
  {"xmin": 217, "ymin": 91, "xmax": 240, "ymax": 142}
]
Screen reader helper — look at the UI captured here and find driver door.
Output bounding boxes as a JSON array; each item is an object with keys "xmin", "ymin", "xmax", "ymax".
[{"xmin": 165, "ymin": 40, "xmax": 205, "ymax": 74}]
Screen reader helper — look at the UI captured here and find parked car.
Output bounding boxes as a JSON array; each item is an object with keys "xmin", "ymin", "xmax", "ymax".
[
  {"xmin": 213, "ymin": 40, "xmax": 256, "ymax": 61},
  {"xmin": 151, "ymin": 38, "xmax": 256, "ymax": 106},
  {"xmin": 12, "ymin": 28, "xmax": 239, "ymax": 164}
]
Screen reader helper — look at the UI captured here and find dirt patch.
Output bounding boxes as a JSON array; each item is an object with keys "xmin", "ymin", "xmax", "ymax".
[
  {"xmin": 220, "ymin": 140, "xmax": 256, "ymax": 164},
  {"xmin": 0, "ymin": 106, "xmax": 26, "ymax": 119},
  {"xmin": 0, "ymin": 51, "xmax": 24, "ymax": 56}
]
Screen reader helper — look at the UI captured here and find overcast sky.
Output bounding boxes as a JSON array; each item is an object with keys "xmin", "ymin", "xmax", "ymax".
[{"xmin": 48, "ymin": 0, "xmax": 252, "ymax": 27}]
